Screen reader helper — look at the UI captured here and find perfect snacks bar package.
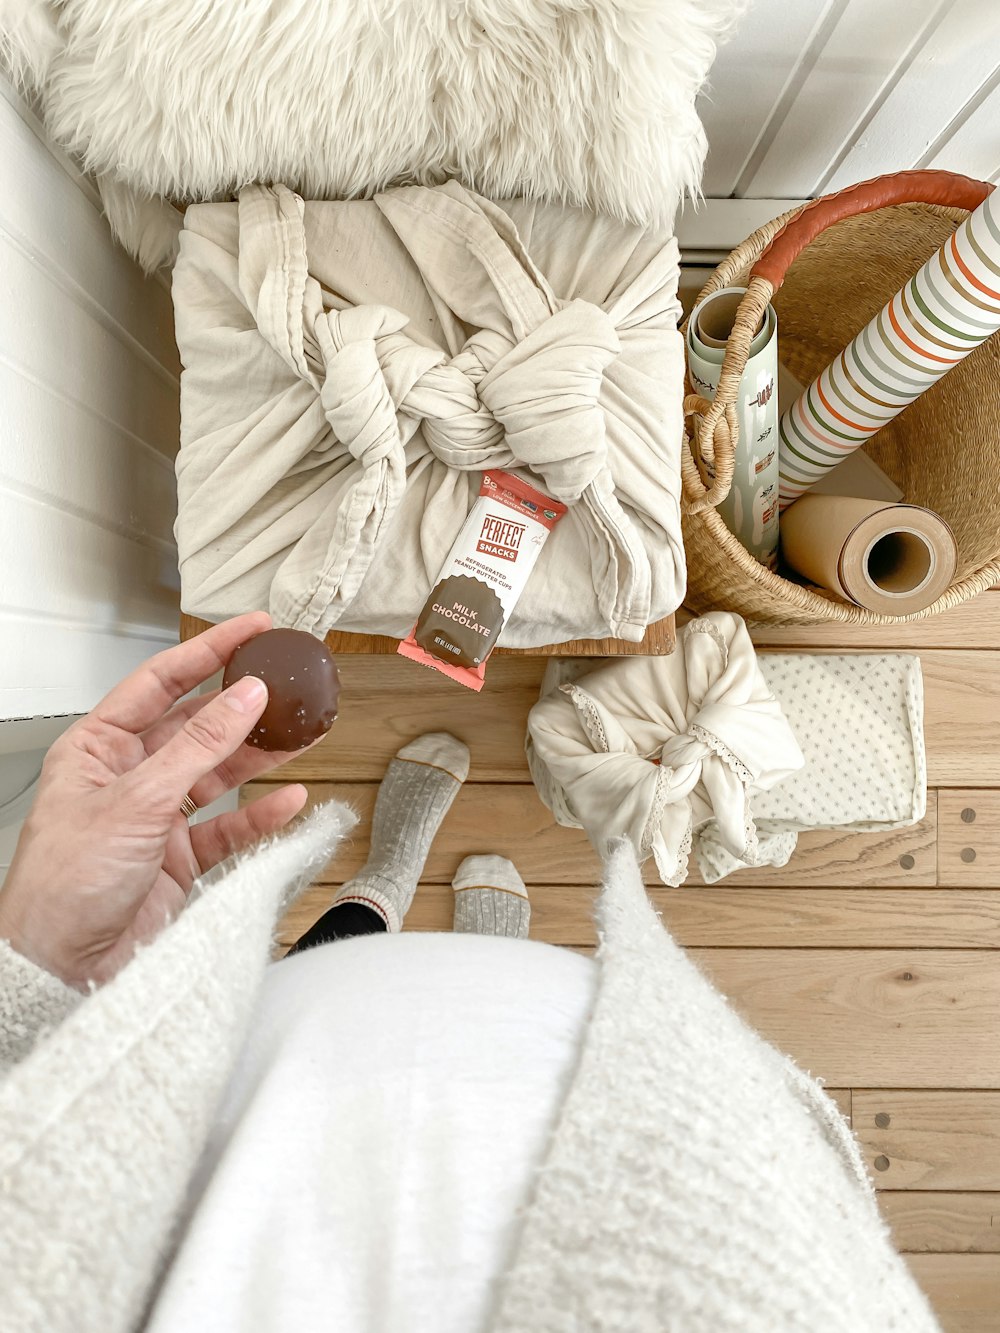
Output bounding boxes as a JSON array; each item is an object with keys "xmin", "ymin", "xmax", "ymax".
[{"xmin": 398, "ymin": 471, "xmax": 567, "ymax": 690}]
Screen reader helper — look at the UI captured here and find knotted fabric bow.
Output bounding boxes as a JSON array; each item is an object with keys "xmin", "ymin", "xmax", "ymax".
[
  {"xmin": 174, "ymin": 181, "xmax": 687, "ymax": 642},
  {"xmin": 232, "ymin": 182, "xmax": 643, "ymax": 632},
  {"xmin": 527, "ymin": 612, "xmax": 805, "ymax": 884}
]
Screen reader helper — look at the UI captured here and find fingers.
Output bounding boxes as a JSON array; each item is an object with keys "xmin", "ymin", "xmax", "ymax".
[
  {"xmin": 93, "ymin": 612, "xmax": 272, "ymax": 734},
  {"xmin": 160, "ymin": 815, "xmax": 202, "ymax": 897},
  {"xmin": 142, "ymin": 693, "xmax": 327, "ymax": 809},
  {"xmin": 127, "ymin": 676, "xmax": 269, "ymax": 817},
  {"xmin": 140, "ymin": 689, "xmax": 221, "ymax": 753},
  {"xmin": 190, "ymin": 785, "xmax": 309, "ymax": 872},
  {"xmin": 185, "ymin": 740, "xmax": 320, "ymax": 812}
]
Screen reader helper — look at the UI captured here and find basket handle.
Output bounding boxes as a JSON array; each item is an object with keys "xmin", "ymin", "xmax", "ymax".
[
  {"xmin": 683, "ymin": 170, "xmax": 994, "ymax": 515},
  {"xmin": 751, "ymin": 169, "xmax": 992, "ymax": 289}
]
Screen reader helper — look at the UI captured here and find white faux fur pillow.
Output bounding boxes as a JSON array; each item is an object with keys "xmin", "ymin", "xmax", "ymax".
[{"xmin": 1, "ymin": 0, "xmax": 746, "ymax": 269}]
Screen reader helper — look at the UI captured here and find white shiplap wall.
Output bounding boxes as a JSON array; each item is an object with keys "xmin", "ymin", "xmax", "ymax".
[
  {"xmin": 680, "ymin": 0, "xmax": 1000, "ymax": 257},
  {"xmin": 0, "ymin": 86, "xmax": 181, "ymax": 725}
]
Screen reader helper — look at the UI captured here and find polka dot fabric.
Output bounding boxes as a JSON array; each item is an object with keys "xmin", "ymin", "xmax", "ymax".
[{"xmin": 696, "ymin": 653, "xmax": 925, "ymax": 881}]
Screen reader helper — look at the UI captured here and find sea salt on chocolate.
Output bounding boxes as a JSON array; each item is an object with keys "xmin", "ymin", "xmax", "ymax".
[
  {"xmin": 223, "ymin": 628, "xmax": 340, "ymax": 750},
  {"xmin": 399, "ymin": 471, "xmax": 567, "ymax": 691}
]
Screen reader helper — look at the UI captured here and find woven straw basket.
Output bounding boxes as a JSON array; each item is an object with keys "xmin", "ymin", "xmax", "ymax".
[{"xmin": 682, "ymin": 170, "xmax": 1000, "ymax": 625}]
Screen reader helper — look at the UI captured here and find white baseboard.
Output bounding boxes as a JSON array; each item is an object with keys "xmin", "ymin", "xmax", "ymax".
[{"xmin": 677, "ymin": 196, "xmax": 806, "ymax": 261}]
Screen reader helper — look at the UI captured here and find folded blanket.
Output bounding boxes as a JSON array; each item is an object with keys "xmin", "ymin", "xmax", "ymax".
[
  {"xmin": 527, "ymin": 613, "xmax": 926, "ymax": 884},
  {"xmin": 174, "ymin": 183, "xmax": 686, "ymax": 645},
  {"xmin": 696, "ymin": 652, "xmax": 926, "ymax": 882}
]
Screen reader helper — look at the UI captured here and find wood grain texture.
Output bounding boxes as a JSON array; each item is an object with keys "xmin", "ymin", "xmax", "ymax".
[
  {"xmin": 179, "ymin": 612, "xmax": 675, "ymax": 659},
  {"xmin": 400, "ymin": 885, "xmax": 998, "ymax": 948},
  {"xmin": 227, "ymin": 639, "xmax": 999, "ymax": 789},
  {"xmin": 280, "ymin": 883, "xmax": 993, "ymax": 951},
  {"xmin": 854, "ymin": 1092, "xmax": 1000, "ymax": 1190},
  {"xmin": 748, "ymin": 595, "xmax": 1000, "ymax": 651},
  {"xmin": 881, "ymin": 1193, "xmax": 1000, "ymax": 1254},
  {"xmin": 898, "ymin": 655, "xmax": 1000, "ymax": 790},
  {"xmin": 246, "ymin": 654, "xmax": 545, "ymax": 784},
  {"xmin": 824, "ymin": 1088, "xmax": 851, "ymax": 1123},
  {"xmin": 271, "ymin": 922, "xmax": 1000, "ymax": 1091},
  {"xmin": 231, "ymin": 492, "xmax": 1000, "ymax": 1323},
  {"xmin": 905, "ymin": 1254, "xmax": 1000, "ymax": 1333},
  {"xmin": 264, "ymin": 782, "xmax": 938, "ymax": 888},
  {"xmin": 745, "ymin": 649, "xmax": 1000, "ymax": 790},
  {"xmin": 688, "ymin": 950, "xmax": 1000, "ymax": 1090},
  {"xmin": 938, "ymin": 792, "xmax": 1000, "ymax": 888}
]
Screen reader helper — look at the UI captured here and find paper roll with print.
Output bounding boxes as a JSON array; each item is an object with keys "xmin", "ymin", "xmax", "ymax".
[
  {"xmin": 778, "ymin": 186, "xmax": 1000, "ymax": 509},
  {"xmin": 687, "ymin": 288, "xmax": 780, "ymax": 568}
]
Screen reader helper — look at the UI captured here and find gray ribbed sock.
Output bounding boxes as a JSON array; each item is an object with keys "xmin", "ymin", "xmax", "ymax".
[
  {"xmin": 452, "ymin": 855, "xmax": 530, "ymax": 938},
  {"xmin": 335, "ymin": 733, "xmax": 469, "ymax": 932}
]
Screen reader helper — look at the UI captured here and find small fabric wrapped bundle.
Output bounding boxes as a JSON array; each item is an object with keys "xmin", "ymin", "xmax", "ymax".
[
  {"xmin": 527, "ymin": 612, "xmax": 926, "ymax": 883},
  {"xmin": 173, "ymin": 182, "xmax": 686, "ymax": 645},
  {"xmin": 527, "ymin": 613, "xmax": 805, "ymax": 884}
]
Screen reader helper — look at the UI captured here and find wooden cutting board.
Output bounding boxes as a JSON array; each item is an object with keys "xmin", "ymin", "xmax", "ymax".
[{"xmin": 180, "ymin": 612, "xmax": 676, "ymax": 657}]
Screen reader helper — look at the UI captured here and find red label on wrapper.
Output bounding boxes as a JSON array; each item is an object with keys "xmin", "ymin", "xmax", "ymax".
[{"xmin": 398, "ymin": 471, "xmax": 567, "ymax": 690}]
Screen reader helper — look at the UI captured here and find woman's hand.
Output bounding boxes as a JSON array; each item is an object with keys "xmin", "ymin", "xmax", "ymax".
[{"xmin": 0, "ymin": 613, "xmax": 312, "ymax": 989}]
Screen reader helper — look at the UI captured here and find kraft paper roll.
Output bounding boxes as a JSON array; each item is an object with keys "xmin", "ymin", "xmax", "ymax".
[
  {"xmin": 780, "ymin": 494, "xmax": 957, "ymax": 615},
  {"xmin": 688, "ymin": 287, "xmax": 780, "ymax": 568},
  {"xmin": 778, "ymin": 188, "xmax": 1000, "ymax": 509}
]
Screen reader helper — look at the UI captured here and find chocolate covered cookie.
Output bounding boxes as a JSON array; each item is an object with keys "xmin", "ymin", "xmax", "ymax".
[{"xmin": 223, "ymin": 628, "xmax": 340, "ymax": 751}]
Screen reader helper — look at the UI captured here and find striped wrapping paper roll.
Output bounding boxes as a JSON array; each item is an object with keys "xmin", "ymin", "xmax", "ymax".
[{"xmin": 778, "ymin": 186, "xmax": 1000, "ymax": 509}]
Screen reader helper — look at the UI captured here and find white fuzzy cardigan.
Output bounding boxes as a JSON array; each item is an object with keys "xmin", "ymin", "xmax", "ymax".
[{"xmin": 0, "ymin": 803, "xmax": 938, "ymax": 1332}]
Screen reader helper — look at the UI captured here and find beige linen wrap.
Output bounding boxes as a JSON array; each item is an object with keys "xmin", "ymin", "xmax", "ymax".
[
  {"xmin": 527, "ymin": 612, "xmax": 926, "ymax": 884},
  {"xmin": 173, "ymin": 182, "xmax": 686, "ymax": 644}
]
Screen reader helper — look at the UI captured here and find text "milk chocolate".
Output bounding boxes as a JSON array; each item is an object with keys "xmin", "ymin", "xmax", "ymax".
[{"xmin": 398, "ymin": 471, "xmax": 567, "ymax": 691}]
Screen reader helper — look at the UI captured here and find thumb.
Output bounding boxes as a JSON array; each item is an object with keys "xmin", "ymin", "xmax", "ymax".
[{"xmin": 129, "ymin": 676, "xmax": 268, "ymax": 816}]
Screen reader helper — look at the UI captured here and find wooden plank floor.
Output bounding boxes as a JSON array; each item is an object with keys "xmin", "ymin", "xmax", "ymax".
[{"xmin": 247, "ymin": 589, "xmax": 1000, "ymax": 1331}]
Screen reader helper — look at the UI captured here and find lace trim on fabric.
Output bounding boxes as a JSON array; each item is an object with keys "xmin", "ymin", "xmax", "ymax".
[
  {"xmin": 644, "ymin": 615, "xmax": 734, "ymax": 886},
  {"xmin": 685, "ymin": 616, "xmax": 730, "ymax": 662},
  {"xmin": 642, "ymin": 765, "xmax": 670, "ymax": 857},
  {"xmin": 689, "ymin": 722, "xmax": 759, "ymax": 866},
  {"xmin": 645, "ymin": 765, "xmax": 694, "ymax": 887},
  {"xmin": 562, "ymin": 684, "xmax": 611, "ymax": 753}
]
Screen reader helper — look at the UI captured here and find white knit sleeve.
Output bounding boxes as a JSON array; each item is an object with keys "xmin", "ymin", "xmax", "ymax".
[{"xmin": 0, "ymin": 939, "xmax": 82, "ymax": 1073}]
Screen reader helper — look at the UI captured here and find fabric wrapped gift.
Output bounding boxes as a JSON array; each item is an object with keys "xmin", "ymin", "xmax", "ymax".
[
  {"xmin": 527, "ymin": 612, "xmax": 926, "ymax": 884},
  {"xmin": 173, "ymin": 182, "xmax": 686, "ymax": 646}
]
